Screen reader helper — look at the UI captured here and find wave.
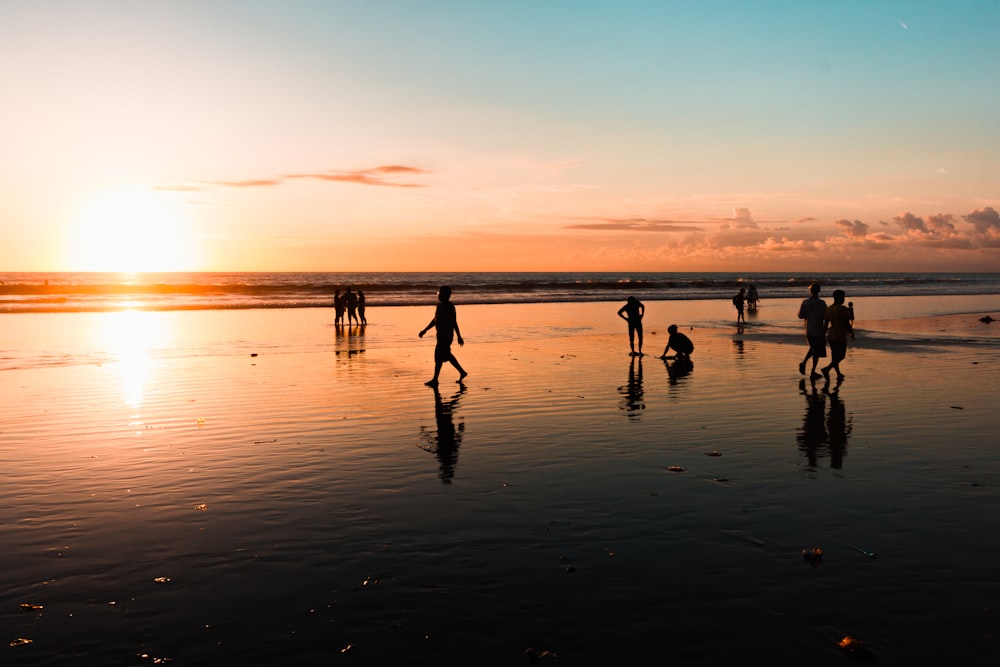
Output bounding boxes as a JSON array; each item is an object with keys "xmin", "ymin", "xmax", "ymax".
[{"xmin": 2, "ymin": 271, "xmax": 999, "ymax": 313}]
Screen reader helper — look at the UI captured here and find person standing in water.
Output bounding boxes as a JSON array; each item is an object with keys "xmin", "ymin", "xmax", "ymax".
[
  {"xmin": 419, "ymin": 286, "xmax": 467, "ymax": 386},
  {"xmin": 358, "ymin": 290, "xmax": 367, "ymax": 325},
  {"xmin": 333, "ymin": 289, "xmax": 345, "ymax": 326},
  {"xmin": 617, "ymin": 296, "xmax": 645, "ymax": 356},
  {"xmin": 345, "ymin": 287, "xmax": 359, "ymax": 326},
  {"xmin": 732, "ymin": 288, "xmax": 746, "ymax": 325}
]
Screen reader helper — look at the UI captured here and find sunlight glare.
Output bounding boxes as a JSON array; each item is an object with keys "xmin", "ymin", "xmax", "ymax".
[
  {"xmin": 67, "ymin": 186, "xmax": 199, "ymax": 272},
  {"xmin": 100, "ymin": 309, "xmax": 168, "ymax": 408}
]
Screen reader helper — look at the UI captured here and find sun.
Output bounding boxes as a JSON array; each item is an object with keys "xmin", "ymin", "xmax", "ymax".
[{"xmin": 65, "ymin": 186, "xmax": 200, "ymax": 272}]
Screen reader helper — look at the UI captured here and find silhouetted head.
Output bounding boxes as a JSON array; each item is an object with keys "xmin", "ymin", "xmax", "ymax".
[
  {"xmin": 438, "ymin": 286, "xmax": 452, "ymax": 301},
  {"xmin": 809, "ymin": 282, "xmax": 821, "ymax": 296},
  {"xmin": 668, "ymin": 324, "xmax": 678, "ymax": 334},
  {"xmin": 627, "ymin": 295, "xmax": 637, "ymax": 304},
  {"xmin": 833, "ymin": 289, "xmax": 846, "ymax": 304}
]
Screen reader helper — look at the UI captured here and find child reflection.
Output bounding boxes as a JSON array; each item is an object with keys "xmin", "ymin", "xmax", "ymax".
[
  {"xmin": 418, "ymin": 385, "xmax": 466, "ymax": 483},
  {"xmin": 618, "ymin": 356, "xmax": 645, "ymax": 419},
  {"xmin": 797, "ymin": 379, "xmax": 852, "ymax": 468}
]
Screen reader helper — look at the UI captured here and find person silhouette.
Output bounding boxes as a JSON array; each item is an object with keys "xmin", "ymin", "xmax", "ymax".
[
  {"xmin": 797, "ymin": 282, "xmax": 827, "ymax": 380},
  {"xmin": 658, "ymin": 324, "xmax": 694, "ymax": 360},
  {"xmin": 333, "ymin": 289, "xmax": 345, "ymax": 326},
  {"xmin": 419, "ymin": 286, "xmax": 467, "ymax": 386},
  {"xmin": 617, "ymin": 296, "xmax": 645, "ymax": 356},
  {"xmin": 345, "ymin": 287, "xmax": 359, "ymax": 326},
  {"xmin": 732, "ymin": 288, "xmax": 746, "ymax": 325},
  {"xmin": 821, "ymin": 289, "xmax": 855, "ymax": 382},
  {"xmin": 747, "ymin": 284, "xmax": 760, "ymax": 311},
  {"xmin": 358, "ymin": 290, "xmax": 367, "ymax": 325}
]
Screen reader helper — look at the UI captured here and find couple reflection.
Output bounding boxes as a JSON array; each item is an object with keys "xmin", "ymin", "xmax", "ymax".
[
  {"xmin": 419, "ymin": 385, "xmax": 466, "ymax": 483},
  {"xmin": 797, "ymin": 378, "xmax": 852, "ymax": 468}
]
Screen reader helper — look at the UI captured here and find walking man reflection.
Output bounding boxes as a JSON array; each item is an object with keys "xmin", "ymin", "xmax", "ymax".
[{"xmin": 418, "ymin": 385, "xmax": 466, "ymax": 484}]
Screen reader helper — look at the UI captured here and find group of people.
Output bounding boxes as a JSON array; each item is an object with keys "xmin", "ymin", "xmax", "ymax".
[
  {"xmin": 333, "ymin": 287, "xmax": 366, "ymax": 327},
  {"xmin": 415, "ymin": 281, "xmax": 855, "ymax": 388},
  {"xmin": 618, "ymin": 281, "xmax": 856, "ymax": 384}
]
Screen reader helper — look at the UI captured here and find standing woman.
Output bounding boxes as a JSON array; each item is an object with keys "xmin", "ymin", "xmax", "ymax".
[{"xmin": 617, "ymin": 296, "xmax": 645, "ymax": 356}]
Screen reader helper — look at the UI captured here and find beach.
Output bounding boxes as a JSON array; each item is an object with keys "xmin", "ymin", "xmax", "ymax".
[{"xmin": 3, "ymin": 296, "xmax": 1000, "ymax": 665}]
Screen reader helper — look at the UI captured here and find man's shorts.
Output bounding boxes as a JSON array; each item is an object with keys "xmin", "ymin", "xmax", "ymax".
[{"xmin": 807, "ymin": 334, "xmax": 826, "ymax": 358}]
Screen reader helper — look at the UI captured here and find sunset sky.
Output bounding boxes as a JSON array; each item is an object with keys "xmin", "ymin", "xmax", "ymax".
[{"xmin": 2, "ymin": 1, "xmax": 998, "ymax": 273}]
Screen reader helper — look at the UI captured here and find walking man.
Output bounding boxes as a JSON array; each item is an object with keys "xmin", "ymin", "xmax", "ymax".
[
  {"xmin": 419, "ymin": 286, "xmax": 468, "ymax": 386},
  {"xmin": 798, "ymin": 282, "xmax": 827, "ymax": 380}
]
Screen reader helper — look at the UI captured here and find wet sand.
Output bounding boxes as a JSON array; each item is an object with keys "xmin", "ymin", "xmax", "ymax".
[{"xmin": 2, "ymin": 298, "xmax": 1000, "ymax": 664}]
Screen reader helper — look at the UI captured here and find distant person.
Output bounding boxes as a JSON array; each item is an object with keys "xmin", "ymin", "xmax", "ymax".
[
  {"xmin": 358, "ymin": 290, "xmax": 367, "ymax": 325},
  {"xmin": 345, "ymin": 287, "xmax": 359, "ymax": 326},
  {"xmin": 732, "ymin": 288, "xmax": 746, "ymax": 324},
  {"xmin": 419, "ymin": 286, "xmax": 468, "ymax": 386},
  {"xmin": 797, "ymin": 282, "xmax": 827, "ymax": 379},
  {"xmin": 821, "ymin": 289, "xmax": 855, "ymax": 382},
  {"xmin": 617, "ymin": 296, "xmax": 645, "ymax": 356},
  {"xmin": 658, "ymin": 324, "xmax": 694, "ymax": 360},
  {"xmin": 333, "ymin": 289, "xmax": 345, "ymax": 326},
  {"xmin": 747, "ymin": 284, "xmax": 760, "ymax": 311},
  {"xmin": 847, "ymin": 300, "xmax": 855, "ymax": 324}
]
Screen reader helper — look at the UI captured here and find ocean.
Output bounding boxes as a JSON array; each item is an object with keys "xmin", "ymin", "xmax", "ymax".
[{"xmin": 2, "ymin": 271, "xmax": 1000, "ymax": 313}]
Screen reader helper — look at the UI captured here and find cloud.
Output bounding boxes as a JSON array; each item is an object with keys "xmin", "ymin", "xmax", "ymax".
[
  {"xmin": 835, "ymin": 219, "xmax": 870, "ymax": 237},
  {"xmin": 211, "ymin": 179, "xmax": 284, "ymax": 188},
  {"xmin": 893, "ymin": 212, "xmax": 927, "ymax": 232},
  {"xmin": 965, "ymin": 206, "xmax": 1000, "ymax": 235},
  {"xmin": 564, "ymin": 217, "xmax": 705, "ymax": 232},
  {"xmin": 159, "ymin": 164, "xmax": 428, "ymax": 192},
  {"xmin": 284, "ymin": 166, "xmax": 427, "ymax": 188},
  {"xmin": 731, "ymin": 207, "xmax": 758, "ymax": 229}
]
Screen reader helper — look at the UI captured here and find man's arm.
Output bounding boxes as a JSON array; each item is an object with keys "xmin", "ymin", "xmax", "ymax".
[{"xmin": 419, "ymin": 318, "xmax": 436, "ymax": 337}]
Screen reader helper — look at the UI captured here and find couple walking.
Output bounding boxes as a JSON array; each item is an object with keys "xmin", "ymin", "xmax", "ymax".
[{"xmin": 798, "ymin": 282, "xmax": 855, "ymax": 382}]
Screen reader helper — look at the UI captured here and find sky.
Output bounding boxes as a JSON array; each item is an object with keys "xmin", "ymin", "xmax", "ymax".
[{"xmin": 2, "ymin": 0, "xmax": 999, "ymax": 273}]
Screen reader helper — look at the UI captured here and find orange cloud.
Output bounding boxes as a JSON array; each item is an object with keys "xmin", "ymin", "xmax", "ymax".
[
  {"xmin": 564, "ymin": 217, "xmax": 705, "ymax": 232},
  {"xmin": 158, "ymin": 164, "xmax": 428, "ymax": 192}
]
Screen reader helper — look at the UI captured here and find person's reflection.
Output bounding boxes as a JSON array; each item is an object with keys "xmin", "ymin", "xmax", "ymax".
[
  {"xmin": 825, "ymin": 383, "xmax": 851, "ymax": 469},
  {"xmin": 618, "ymin": 355, "xmax": 645, "ymax": 419},
  {"xmin": 334, "ymin": 321, "xmax": 366, "ymax": 360},
  {"xmin": 664, "ymin": 356, "xmax": 693, "ymax": 386},
  {"xmin": 419, "ymin": 385, "xmax": 466, "ymax": 483},
  {"xmin": 797, "ymin": 378, "xmax": 827, "ymax": 468},
  {"xmin": 797, "ymin": 378, "xmax": 851, "ymax": 468}
]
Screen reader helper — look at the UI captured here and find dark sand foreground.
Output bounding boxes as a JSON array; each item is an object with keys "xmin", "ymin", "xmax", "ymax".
[{"xmin": 3, "ymin": 297, "xmax": 1000, "ymax": 664}]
